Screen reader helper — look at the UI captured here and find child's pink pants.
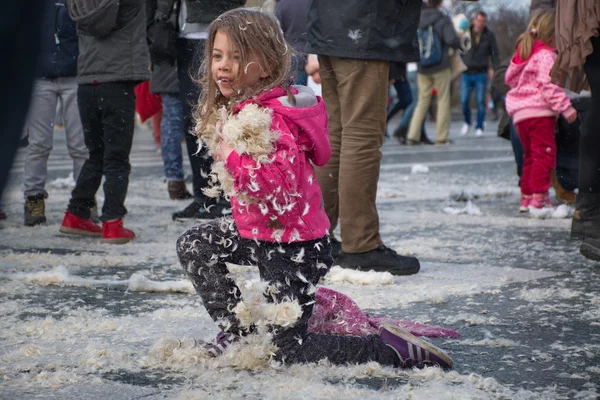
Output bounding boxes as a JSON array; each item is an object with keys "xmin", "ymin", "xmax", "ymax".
[{"xmin": 515, "ymin": 117, "xmax": 557, "ymax": 195}]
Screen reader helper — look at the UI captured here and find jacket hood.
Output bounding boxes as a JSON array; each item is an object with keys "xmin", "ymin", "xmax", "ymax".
[
  {"xmin": 512, "ymin": 40, "xmax": 555, "ymax": 65},
  {"xmin": 66, "ymin": 0, "xmax": 119, "ymax": 37},
  {"xmin": 235, "ymin": 86, "xmax": 331, "ymax": 167},
  {"xmin": 419, "ymin": 8, "xmax": 444, "ymax": 29}
]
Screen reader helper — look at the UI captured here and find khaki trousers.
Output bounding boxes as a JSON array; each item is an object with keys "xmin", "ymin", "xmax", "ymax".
[
  {"xmin": 407, "ymin": 68, "xmax": 452, "ymax": 143},
  {"xmin": 316, "ymin": 56, "xmax": 389, "ymax": 253}
]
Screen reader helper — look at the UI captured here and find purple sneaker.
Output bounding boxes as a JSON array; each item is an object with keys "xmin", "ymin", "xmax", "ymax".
[
  {"xmin": 204, "ymin": 331, "xmax": 240, "ymax": 357},
  {"xmin": 380, "ymin": 324, "xmax": 453, "ymax": 368}
]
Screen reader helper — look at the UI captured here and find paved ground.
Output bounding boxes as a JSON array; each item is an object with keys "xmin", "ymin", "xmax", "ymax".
[{"xmin": 0, "ymin": 118, "xmax": 599, "ymax": 399}]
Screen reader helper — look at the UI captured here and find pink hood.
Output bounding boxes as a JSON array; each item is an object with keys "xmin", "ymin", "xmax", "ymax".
[
  {"xmin": 505, "ymin": 41, "xmax": 576, "ymax": 123},
  {"xmin": 234, "ymin": 86, "xmax": 331, "ymax": 166},
  {"xmin": 225, "ymin": 86, "xmax": 331, "ymax": 243}
]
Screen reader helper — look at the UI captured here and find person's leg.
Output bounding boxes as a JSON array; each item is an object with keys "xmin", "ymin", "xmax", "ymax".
[
  {"xmin": 97, "ymin": 82, "xmax": 136, "ymax": 221},
  {"xmin": 176, "ymin": 219, "xmax": 255, "ymax": 336},
  {"xmin": 160, "ymin": 93, "xmax": 186, "ymax": 182},
  {"xmin": 399, "ymin": 71, "xmax": 418, "ymax": 129},
  {"xmin": 515, "ymin": 121, "xmax": 533, "ymax": 197},
  {"xmin": 0, "ymin": 0, "xmax": 44, "ymax": 200},
  {"xmin": 151, "ymin": 111, "xmax": 162, "ymax": 148},
  {"xmin": 177, "ymin": 39, "xmax": 212, "ymax": 203},
  {"xmin": 330, "ymin": 57, "xmax": 388, "ymax": 253},
  {"xmin": 257, "ymin": 237, "xmax": 399, "ymax": 366},
  {"xmin": 527, "ymin": 117, "xmax": 557, "ymax": 196},
  {"xmin": 509, "ymin": 119, "xmax": 524, "ymax": 180},
  {"xmin": 432, "ymin": 69, "xmax": 452, "ymax": 143},
  {"xmin": 575, "ymin": 38, "xmax": 600, "ymax": 256},
  {"xmin": 315, "ymin": 55, "xmax": 341, "ymax": 235},
  {"xmin": 387, "ymin": 80, "xmax": 411, "ymax": 122},
  {"xmin": 407, "ymin": 73, "xmax": 434, "ymax": 143},
  {"xmin": 23, "ymin": 79, "xmax": 57, "ymax": 198},
  {"xmin": 59, "ymin": 76, "xmax": 88, "ymax": 183},
  {"xmin": 474, "ymin": 73, "xmax": 487, "ymax": 131},
  {"xmin": 68, "ymin": 85, "xmax": 104, "ymax": 219},
  {"xmin": 460, "ymin": 74, "xmax": 473, "ymax": 127}
]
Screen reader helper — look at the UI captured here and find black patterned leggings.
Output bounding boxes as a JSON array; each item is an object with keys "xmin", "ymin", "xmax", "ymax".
[{"xmin": 176, "ymin": 219, "xmax": 398, "ymax": 366}]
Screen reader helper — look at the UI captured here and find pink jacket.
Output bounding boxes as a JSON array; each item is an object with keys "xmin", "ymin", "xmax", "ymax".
[
  {"xmin": 225, "ymin": 86, "xmax": 331, "ymax": 243},
  {"xmin": 505, "ymin": 41, "xmax": 576, "ymax": 124}
]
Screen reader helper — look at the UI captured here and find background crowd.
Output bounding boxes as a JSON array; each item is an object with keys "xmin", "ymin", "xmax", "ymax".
[{"xmin": 1, "ymin": 0, "xmax": 599, "ymax": 263}]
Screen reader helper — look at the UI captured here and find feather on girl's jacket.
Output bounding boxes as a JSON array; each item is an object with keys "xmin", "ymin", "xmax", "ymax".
[{"xmin": 202, "ymin": 86, "xmax": 331, "ymax": 243}]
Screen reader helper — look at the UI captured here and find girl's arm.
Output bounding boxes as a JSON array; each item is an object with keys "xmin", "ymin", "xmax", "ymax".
[
  {"xmin": 224, "ymin": 118, "xmax": 299, "ymax": 203},
  {"xmin": 536, "ymin": 51, "xmax": 577, "ymax": 120}
]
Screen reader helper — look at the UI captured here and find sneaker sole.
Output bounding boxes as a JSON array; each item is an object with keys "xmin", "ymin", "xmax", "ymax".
[
  {"xmin": 102, "ymin": 237, "xmax": 134, "ymax": 244},
  {"xmin": 580, "ymin": 243, "xmax": 600, "ymax": 261},
  {"xmin": 25, "ymin": 217, "xmax": 47, "ymax": 226},
  {"xmin": 59, "ymin": 226, "xmax": 102, "ymax": 237},
  {"xmin": 338, "ymin": 263, "xmax": 420, "ymax": 276},
  {"xmin": 382, "ymin": 323, "xmax": 453, "ymax": 368}
]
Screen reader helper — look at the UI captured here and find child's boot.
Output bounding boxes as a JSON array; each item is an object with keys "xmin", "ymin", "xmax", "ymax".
[
  {"xmin": 519, "ymin": 194, "xmax": 532, "ymax": 213},
  {"xmin": 379, "ymin": 324, "xmax": 453, "ymax": 368},
  {"xmin": 59, "ymin": 211, "xmax": 102, "ymax": 237},
  {"xmin": 24, "ymin": 194, "xmax": 46, "ymax": 226},
  {"xmin": 529, "ymin": 192, "xmax": 554, "ymax": 209},
  {"xmin": 102, "ymin": 219, "xmax": 135, "ymax": 244}
]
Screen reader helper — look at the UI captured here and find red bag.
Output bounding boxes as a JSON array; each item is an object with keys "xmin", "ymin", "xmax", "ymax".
[{"xmin": 134, "ymin": 81, "xmax": 162, "ymax": 123}]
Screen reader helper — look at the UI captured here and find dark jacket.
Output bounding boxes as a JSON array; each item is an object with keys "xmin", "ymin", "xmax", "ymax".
[
  {"xmin": 66, "ymin": 0, "xmax": 151, "ymax": 85},
  {"xmin": 183, "ymin": 0, "xmax": 245, "ymax": 24},
  {"xmin": 37, "ymin": 0, "xmax": 79, "ymax": 79},
  {"xmin": 306, "ymin": 0, "xmax": 422, "ymax": 63},
  {"xmin": 462, "ymin": 26, "xmax": 500, "ymax": 73},
  {"xmin": 491, "ymin": 60, "xmax": 510, "ymax": 140},
  {"xmin": 275, "ymin": 0, "xmax": 310, "ymax": 53},
  {"xmin": 145, "ymin": 0, "xmax": 179, "ymax": 94},
  {"xmin": 417, "ymin": 8, "xmax": 462, "ymax": 75}
]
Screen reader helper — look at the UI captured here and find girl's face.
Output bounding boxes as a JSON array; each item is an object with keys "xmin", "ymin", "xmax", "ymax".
[{"xmin": 211, "ymin": 30, "xmax": 268, "ymax": 98}]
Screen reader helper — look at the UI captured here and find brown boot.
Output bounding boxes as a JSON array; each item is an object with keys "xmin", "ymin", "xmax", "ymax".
[
  {"xmin": 168, "ymin": 181, "xmax": 193, "ymax": 200},
  {"xmin": 551, "ymin": 170, "xmax": 576, "ymax": 205}
]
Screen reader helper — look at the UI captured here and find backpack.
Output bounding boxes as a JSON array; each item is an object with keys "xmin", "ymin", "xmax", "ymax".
[{"xmin": 417, "ymin": 24, "xmax": 442, "ymax": 67}]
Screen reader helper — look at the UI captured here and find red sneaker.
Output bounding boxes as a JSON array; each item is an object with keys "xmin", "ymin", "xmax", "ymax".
[
  {"xmin": 59, "ymin": 211, "xmax": 102, "ymax": 237},
  {"xmin": 102, "ymin": 219, "xmax": 135, "ymax": 244}
]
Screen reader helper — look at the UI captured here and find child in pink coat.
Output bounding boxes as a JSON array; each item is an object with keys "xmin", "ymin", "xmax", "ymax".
[
  {"xmin": 176, "ymin": 8, "xmax": 452, "ymax": 369},
  {"xmin": 505, "ymin": 10, "xmax": 577, "ymax": 211}
]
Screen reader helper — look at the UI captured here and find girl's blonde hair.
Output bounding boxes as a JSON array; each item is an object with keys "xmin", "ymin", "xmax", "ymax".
[
  {"xmin": 194, "ymin": 8, "xmax": 293, "ymax": 135},
  {"xmin": 516, "ymin": 10, "xmax": 556, "ymax": 61}
]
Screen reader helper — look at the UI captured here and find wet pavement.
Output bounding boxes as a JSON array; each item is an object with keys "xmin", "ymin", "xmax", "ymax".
[{"xmin": 0, "ymin": 119, "xmax": 599, "ymax": 399}]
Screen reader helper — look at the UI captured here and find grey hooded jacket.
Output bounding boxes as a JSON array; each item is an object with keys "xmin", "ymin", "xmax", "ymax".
[{"xmin": 66, "ymin": 0, "xmax": 150, "ymax": 85}]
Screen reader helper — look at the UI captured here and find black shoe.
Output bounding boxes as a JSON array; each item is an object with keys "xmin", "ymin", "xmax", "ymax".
[
  {"xmin": 172, "ymin": 200, "xmax": 231, "ymax": 221},
  {"xmin": 580, "ymin": 237, "xmax": 600, "ymax": 261},
  {"xmin": 24, "ymin": 194, "xmax": 46, "ymax": 226},
  {"xmin": 393, "ymin": 126, "xmax": 408, "ymax": 145},
  {"xmin": 330, "ymin": 237, "xmax": 342, "ymax": 258},
  {"xmin": 336, "ymin": 245, "xmax": 420, "ymax": 276},
  {"xmin": 420, "ymin": 134, "xmax": 434, "ymax": 145}
]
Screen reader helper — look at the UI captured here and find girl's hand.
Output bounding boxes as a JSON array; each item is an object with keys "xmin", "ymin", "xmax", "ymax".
[
  {"xmin": 216, "ymin": 140, "xmax": 235, "ymax": 161},
  {"xmin": 566, "ymin": 112, "xmax": 578, "ymax": 124}
]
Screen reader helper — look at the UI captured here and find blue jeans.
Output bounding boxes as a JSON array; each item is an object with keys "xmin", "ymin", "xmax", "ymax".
[
  {"xmin": 160, "ymin": 93, "xmax": 185, "ymax": 182},
  {"xmin": 292, "ymin": 53, "xmax": 308, "ymax": 86},
  {"xmin": 400, "ymin": 70, "xmax": 425, "ymax": 133},
  {"xmin": 461, "ymin": 73, "xmax": 487, "ymax": 130}
]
